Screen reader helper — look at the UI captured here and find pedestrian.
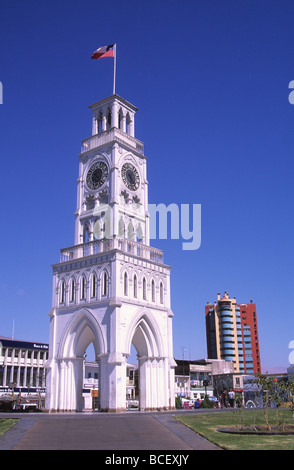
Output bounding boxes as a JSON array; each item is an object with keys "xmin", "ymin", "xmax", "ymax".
[
  {"xmin": 223, "ymin": 389, "xmax": 228, "ymax": 407},
  {"xmin": 228, "ymin": 388, "xmax": 235, "ymax": 408}
]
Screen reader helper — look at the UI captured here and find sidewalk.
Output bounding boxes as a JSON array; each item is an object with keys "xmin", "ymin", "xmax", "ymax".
[{"xmin": 0, "ymin": 411, "xmax": 221, "ymax": 451}]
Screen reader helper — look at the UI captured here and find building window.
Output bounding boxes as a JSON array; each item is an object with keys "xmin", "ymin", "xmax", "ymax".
[
  {"xmin": 151, "ymin": 280, "xmax": 155, "ymax": 302},
  {"xmin": 106, "ymin": 108, "xmax": 112, "ymax": 129},
  {"xmin": 160, "ymin": 282, "xmax": 164, "ymax": 304},
  {"xmin": 143, "ymin": 277, "xmax": 147, "ymax": 300},
  {"xmin": 97, "ymin": 111, "xmax": 103, "ymax": 133},
  {"xmin": 91, "ymin": 274, "xmax": 96, "ymax": 298},
  {"xmin": 134, "ymin": 275, "xmax": 137, "ymax": 298},
  {"xmin": 102, "ymin": 272, "xmax": 108, "ymax": 296},
  {"xmin": 80, "ymin": 276, "xmax": 86, "ymax": 300},
  {"xmin": 70, "ymin": 279, "xmax": 75, "ymax": 302},
  {"xmin": 124, "ymin": 272, "xmax": 128, "ymax": 296},
  {"xmin": 60, "ymin": 281, "xmax": 65, "ymax": 304}
]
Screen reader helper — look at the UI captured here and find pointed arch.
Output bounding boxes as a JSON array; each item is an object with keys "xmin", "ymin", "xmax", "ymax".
[
  {"xmin": 142, "ymin": 276, "xmax": 147, "ymax": 300},
  {"xmin": 106, "ymin": 107, "xmax": 112, "ymax": 129},
  {"xmin": 101, "ymin": 270, "xmax": 108, "ymax": 297},
  {"xmin": 83, "ymin": 224, "xmax": 90, "ymax": 243},
  {"xmin": 80, "ymin": 275, "xmax": 86, "ymax": 300},
  {"xmin": 97, "ymin": 110, "xmax": 103, "ymax": 133},
  {"xmin": 69, "ymin": 277, "xmax": 76, "ymax": 302},
  {"xmin": 124, "ymin": 271, "xmax": 128, "ymax": 296},
  {"xmin": 136, "ymin": 224, "xmax": 143, "ymax": 243},
  {"xmin": 125, "ymin": 309, "xmax": 164, "ymax": 359},
  {"xmin": 118, "ymin": 107, "xmax": 123, "ymax": 130},
  {"xmin": 133, "ymin": 274, "xmax": 138, "ymax": 298},
  {"xmin": 59, "ymin": 279, "xmax": 66, "ymax": 304},
  {"xmin": 118, "ymin": 218, "xmax": 125, "ymax": 238},
  {"xmin": 160, "ymin": 281, "xmax": 164, "ymax": 304},
  {"xmin": 126, "ymin": 112, "xmax": 131, "ymax": 134},
  {"xmin": 151, "ymin": 279, "xmax": 155, "ymax": 302},
  {"xmin": 58, "ymin": 307, "xmax": 107, "ymax": 359},
  {"xmin": 127, "ymin": 221, "xmax": 134, "ymax": 240},
  {"xmin": 91, "ymin": 273, "xmax": 97, "ymax": 298}
]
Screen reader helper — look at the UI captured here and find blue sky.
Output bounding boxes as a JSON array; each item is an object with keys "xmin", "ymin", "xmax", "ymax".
[{"xmin": 0, "ymin": 0, "xmax": 294, "ymax": 372}]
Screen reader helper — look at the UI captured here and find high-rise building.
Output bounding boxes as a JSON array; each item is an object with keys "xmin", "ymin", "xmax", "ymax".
[{"xmin": 205, "ymin": 292, "xmax": 261, "ymax": 374}]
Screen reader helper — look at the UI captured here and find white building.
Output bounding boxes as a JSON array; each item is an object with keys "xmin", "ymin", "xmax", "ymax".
[
  {"xmin": 0, "ymin": 336, "xmax": 48, "ymax": 409},
  {"xmin": 174, "ymin": 358, "xmax": 235, "ymax": 402},
  {"xmin": 45, "ymin": 94, "xmax": 176, "ymax": 412}
]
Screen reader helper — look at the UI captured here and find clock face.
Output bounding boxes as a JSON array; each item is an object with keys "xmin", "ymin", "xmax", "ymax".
[
  {"xmin": 121, "ymin": 163, "xmax": 140, "ymax": 191},
  {"xmin": 86, "ymin": 161, "xmax": 108, "ymax": 190}
]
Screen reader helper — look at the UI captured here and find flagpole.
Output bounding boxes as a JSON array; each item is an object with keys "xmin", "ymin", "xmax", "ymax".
[{"xmin": 113, "ymin": 43, "xmax": 117, "ymax": 95}]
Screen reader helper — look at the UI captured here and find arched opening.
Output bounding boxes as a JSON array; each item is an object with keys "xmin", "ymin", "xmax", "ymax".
[
  {"xmin": 127, "ymin": 221, "xmax": 134, "ymax": 240},
  {"xmin": 126, "ymin": 312, "xmax": 165, "ymax": 411},
  {"xmin": 124, "ymin": 272, "xmax": 128, "ymax": 296},
  {"xmin": 106, "ymin": 108, "xmax": 112, "ymax": 130},
  {"xmin": 126, "ymin": 343, "xmax": 138, "ymax": 410},
  {"xmin": 91, "ymin": 274, "xmax": 96, "ymax": 298},
  {"xmin": 59, "ymin": 280, "xmax": 65, "ymax": 304},
  {"xmin": 142, "ymin": 277, "xmax": 147, "ymax": 300},
  {"xmin": 118, "ymin": 108, "xmax": 123, "ymax": 130},
  {"xmin": 56, "ymin": 309, "xmax": 106, "ymax": 412},
  {"xmin": 118, "ymin": 218, "xmax": 125, "ymax": 238},
  {"xmin": 151, "ymin": 279, "xmax": 155, "ymax": 302},
  {"xmin": 97, "ymin": 111, "xmax": 103, "ymax": 133},
  {"xmin": 80, "ymin": 276, "xmax": 86, "ymax": 300},
  {"xmin": 83, "ymin": 225, "xmax": 90, "ymax": 243},
  {"xmin": 160, "ymin": 282, "xmax": 164, "ymax": 304},
  {"xmin": 84, "ymin": 342, "xmax": 99, "ymax": 410},
  {"xmin": 70, "ymin": 278, "xmax": 75, "ymax": 302},
  {"xmin": 126, "ymin": 113, "xmax": 131, "ymax": 134},
  {"xmin": 133, "ymin": 274, "xmax": 137, "ymax": 298},
  {"xmin": 102, "ymin": 271, "xmax": 108, "ymax": 297}
]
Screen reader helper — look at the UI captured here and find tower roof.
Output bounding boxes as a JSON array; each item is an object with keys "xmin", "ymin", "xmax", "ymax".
[{"xmin": 89, "ymin": 94, "xmax": 138, "ymax": 113}]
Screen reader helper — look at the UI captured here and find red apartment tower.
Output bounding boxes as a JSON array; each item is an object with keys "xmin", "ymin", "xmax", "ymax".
[{"xmin": 205, "ymin": 292, "xmax": 261, "ymax": 374}]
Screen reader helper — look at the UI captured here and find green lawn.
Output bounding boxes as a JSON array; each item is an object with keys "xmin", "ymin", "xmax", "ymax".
[
  {"xmin": 175, "ymin": 409, "xmax": 294, "ymax": 450},
  {"xmin": 0, "ymin": 419, "xmax": 19, "ymax": 436}
]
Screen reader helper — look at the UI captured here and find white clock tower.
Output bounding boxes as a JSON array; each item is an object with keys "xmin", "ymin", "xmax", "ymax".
[{"xmin": 45, "ymin": 94, "xmax": 176, "ymax": 412}]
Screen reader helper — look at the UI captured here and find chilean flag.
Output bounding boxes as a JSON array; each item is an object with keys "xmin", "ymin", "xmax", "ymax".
[{"xmin": 91, "ymin": 44, "xmax": 115, "ymax": 60}]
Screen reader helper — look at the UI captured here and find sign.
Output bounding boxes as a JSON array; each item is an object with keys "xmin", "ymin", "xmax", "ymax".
[{"xmin": 0, "ymin": 338, "xmax": 48, "ymax": 351}]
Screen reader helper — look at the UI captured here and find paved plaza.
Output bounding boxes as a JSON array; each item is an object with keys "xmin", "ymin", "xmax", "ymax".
[{"xmin": 0, "ymin": 410, "xmax": 221, "ymax": 451}]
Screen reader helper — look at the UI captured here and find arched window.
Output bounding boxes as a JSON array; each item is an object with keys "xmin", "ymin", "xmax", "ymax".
[
  {"xmin": 160, "ymin": 282, "xmax": 164, "ymax": 304},
  {"xmin": 133, "ymin": 274, "xmax": 137, "ymax": 298},
  {"xmin": 118, "ymin": 108, "xmax": 123, "ymax": 130},
  {"xmin": 124, "ymin": 272, "xmax": 128, "ymax": 296},
  {"xmin": 106, "ymin": 108, "xmax": 112, "ymax": 130},
  {"xmin": 102, "ymin": 271, "xmax": 108, "ymax": 297},
  {"xmin": 118, "ymin": 218, "xmax": 125, "ymax": 238},
  {"xmin": 151, "ymin": 279, "xmax": 155, "ymax": 302},
  {"xmin": 127, "ymin": 221, "xmax": 134, "ymax": 240},
  {"xmin": 91, "ymin": 274, "xmax": 96, "ymax": 298},
  {"xmin": 136, "ymin": 224, "xmax": 143, "ymax": 243},
  {"xmin": 143, "ymin": 277, "xmax": 147, "ymax": 300},
  {"xmin": 60, "ymin": 280, "xmax": 65, "ymax": 304},
  {"xmin": 126, "ymin": 113, "xmax": 131, "ymax": 134},
  {"xmin": 83, "ymin": 225, "xmax": 90, "ymax": 243},
  {"xmin": 70, "ymin": 279, "xmax": 75, "ymax": 302},
  {"xmin": 80, "ymin": 276, "xmax": 86, "ymax": 300},
  {"xmin": 97, "ymin": 111, "xmax": 103, "ymax": 133}
]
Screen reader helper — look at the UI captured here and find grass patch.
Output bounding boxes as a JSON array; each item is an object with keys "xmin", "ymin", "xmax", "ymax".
[
  {"xmin": 0, "ymin": 419, "xmax": 19, "ymax": 437},
  {"xmin": 175, "ymin": 409, "xmax": 294, "ymax": 450}
]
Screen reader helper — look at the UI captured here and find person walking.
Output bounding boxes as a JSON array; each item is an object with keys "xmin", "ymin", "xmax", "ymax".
[{"xmin": 228, "ymin": 388, "xmax": 235, "ymax": 408}]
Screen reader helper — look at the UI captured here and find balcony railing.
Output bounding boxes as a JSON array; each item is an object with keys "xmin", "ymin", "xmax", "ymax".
[
  {"xmin": 80, "ymin": 128, "xmax": 144, "ymax": 154},
  {"xmin": 60, "ymin": 237, "xmax": 164, "ymax": 264}
]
